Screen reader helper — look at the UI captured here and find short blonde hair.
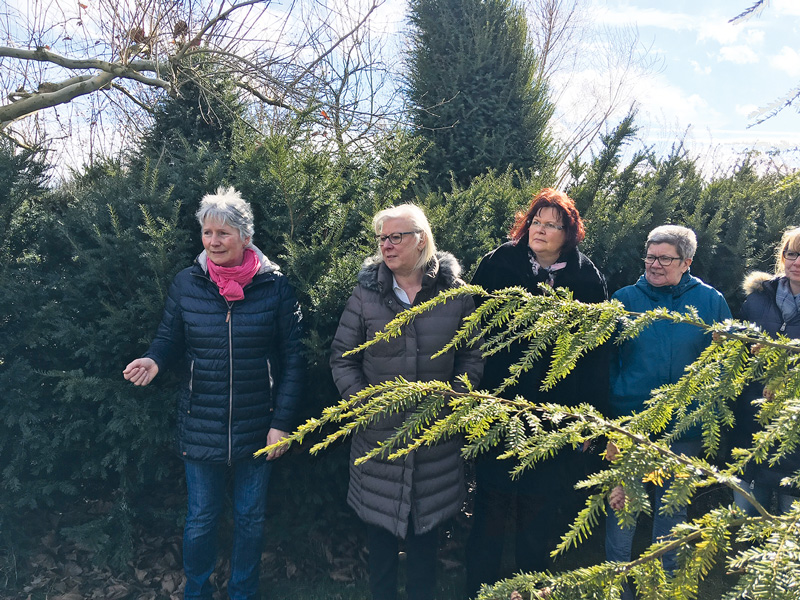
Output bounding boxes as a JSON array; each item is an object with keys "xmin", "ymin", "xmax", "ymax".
[
  {"xmin": 776, "ymin": 226, "xmax": 800, "ymax": 274},
  {"xmin": 372, "ymin": 204, "xmax": 437, "ymax": 271}
]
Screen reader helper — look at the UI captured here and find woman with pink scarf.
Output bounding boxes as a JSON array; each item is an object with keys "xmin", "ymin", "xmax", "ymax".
[{"xmin": 123, "ymin": 187, "xmax": 304, "ymax": 600}]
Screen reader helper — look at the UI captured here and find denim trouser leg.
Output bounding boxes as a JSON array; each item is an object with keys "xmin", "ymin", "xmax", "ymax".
[
  {"xmin": 606, "ymin": 439, "xmax": 701, "ymax": 572},
  {"xmin": 183, "ymin": 459, "xmax": 272, "ymax": 600},
  {"xmin": 184, "ymin": 461, "xmax": 226, "ymax": 600},
  {"xmin": 228, "ymin": 459, "xmax": 272, "ymax": 600},
  {"xmin": 652, "ymin": 439, "xmax": 702, "ymax": 574},
  {"xmin": 605, "ymin": 507, "xmax": 635, "ymax": 564},
  {"xmin": 734, "ymin": 479, "xmax": 798, "ymax": 516},
  {"xmin": 733, "ymin": 479, "xmax": 772, "ymax": 517}
]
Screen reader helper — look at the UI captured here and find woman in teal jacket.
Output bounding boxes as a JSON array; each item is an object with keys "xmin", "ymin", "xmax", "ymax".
[{"xmin": 606, "ymin": 225, "xmax": 731, "ymax": 596}]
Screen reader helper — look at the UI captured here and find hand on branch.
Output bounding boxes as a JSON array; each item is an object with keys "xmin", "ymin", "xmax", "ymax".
[
  {"xmin": 609, "ymin": 485, "xmax": 626, "ymax": 511},
  {"xmin": 605, "ymin": 440, "xmax": 621, "ymax": 461}
]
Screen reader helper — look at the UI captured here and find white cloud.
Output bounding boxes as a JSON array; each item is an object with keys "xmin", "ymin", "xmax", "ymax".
[
  {"xmin": 735, "ymin": 103, "xmax": 759, "ymax": 117},
  {"xmin": 696, "ymin": 20, "xmax": 744, "ymax": 45},
  {"xmin": 746, "ymin": 29, "xmax": 766, "ymax": 45},
  {"xmin": 770, "ymin": 46, "xmax": 800, "ymax": 77},
  {"xmin": 594, "ymin": 7, "xmax": 696, "ymax": 31},
  {"xmin": 774, "ymin": 0, "xmax": 800, "ymax": 17},
  {"xmin": 718, "ymin": 45, "xmax": 759, "ymax": 64},
  {"xmin": 690, "ymin": 60, "xmax": 711, "ymax": 75}
]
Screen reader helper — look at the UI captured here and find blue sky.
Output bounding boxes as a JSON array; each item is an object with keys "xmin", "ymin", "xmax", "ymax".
[
  {"xmin": 577, "ymin": 0, "xmax": 800, "ymax": 170},
  {"xmin": 372, "ymin": 0, "xmax": 800, "ymax": 172}
]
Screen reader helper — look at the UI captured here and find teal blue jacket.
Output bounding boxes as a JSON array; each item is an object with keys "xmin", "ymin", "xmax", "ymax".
[{"xmin": 609, "ymin": 272, "xmax": 731, "ymax": 434}]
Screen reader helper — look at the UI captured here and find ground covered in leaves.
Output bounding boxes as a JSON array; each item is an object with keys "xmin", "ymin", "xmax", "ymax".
[
  {"xmin": 8, "ymin": 465, "xmax": 376, "ymax": 600},
  {"xmin": 10, "ymin": 484, "xmax": 471, "ymax": 600}
]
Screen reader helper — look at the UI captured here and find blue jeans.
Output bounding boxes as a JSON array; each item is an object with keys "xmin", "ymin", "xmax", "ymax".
[
  {"xmin": 605, "ymin": 439, "xmax": 702, "ymax": 574},
  {"xmin": 733, "ymin": 478, "xmax": 797, "ymax": 517},
  {"xmin": 183, "ymin": 458, "xmax": 272, "ymax": 600}
]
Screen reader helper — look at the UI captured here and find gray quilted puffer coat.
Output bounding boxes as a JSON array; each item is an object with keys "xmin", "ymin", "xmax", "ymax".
[{"xmin": 330, "ymin": 251, "xmax": 483, "ymax": 538}]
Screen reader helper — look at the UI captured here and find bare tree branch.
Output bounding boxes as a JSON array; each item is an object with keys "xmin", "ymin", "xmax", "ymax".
[{"xmin": 0, "ymin": 0, "xmax": 395, "ymax": 163}]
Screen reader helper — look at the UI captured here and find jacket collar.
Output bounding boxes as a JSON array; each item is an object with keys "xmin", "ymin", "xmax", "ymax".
[
  {"xmin": 634, "ymin": 270, "xmax": 699, "ymax": 300},
  {"xmin": 195, "ymin": 244, "xmax": 280, "ymax": 277},
  {"xmin": 742, "ymin": 271, "xmax": 778, "ymax": 296},
  {"xmin": 357, "ymin": 251, "xmax": 463, "ymax": 294}
]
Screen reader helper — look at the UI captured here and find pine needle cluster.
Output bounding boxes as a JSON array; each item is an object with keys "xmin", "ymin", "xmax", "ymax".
[{"xmin": 257, "ymin": 284, "xmax": 800, "ymax": 599}]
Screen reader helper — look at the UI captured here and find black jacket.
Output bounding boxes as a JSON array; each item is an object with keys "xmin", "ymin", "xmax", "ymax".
[
  {"xmin": 735, "ymin": 273, "xmax": 800, "ymax": 489},
  {"xmin": 471, "ymin": 241, "xmax": 608, "ymax": 490},
  {"xmin": 146, "ymin": 247, "xmax": 305, "ymax": 463},
  {"xmin": 472, "ymin": 240, "xmax": 609, "ymax": 410}
]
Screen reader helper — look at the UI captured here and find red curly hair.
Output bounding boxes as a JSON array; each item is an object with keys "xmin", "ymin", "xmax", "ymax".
[{"xmin": 509, "ymin": 188, "xmax": 586, "ymax": 251}]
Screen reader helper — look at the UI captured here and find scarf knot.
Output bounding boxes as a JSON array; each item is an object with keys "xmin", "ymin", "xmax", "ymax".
[
  {"xmin": 528, "ymin": 247, "xmax": 567, "ymax": 287},
  {"xmin": 207, "ymin": 248, "xmax": 260, "ymax": 301},
  {"xmin": 777, "ymin": 276, "xmax": 800, "ymax": 323}
]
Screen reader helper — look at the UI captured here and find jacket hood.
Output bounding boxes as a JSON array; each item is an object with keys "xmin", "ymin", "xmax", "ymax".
[
  {"xmin": 195, "ymin": 244, "xmax": 281, "ymax": 276},
  {"xmin": 742, "ymin": 271, "xmax": 776, "ymax": 296},
  {"xmin": 634, "ymin": 270, "xmax": 701, "ymax": 301},
  {"xmin": 357, "ymin": 251, "xmax": 463, "ymax": 293}
]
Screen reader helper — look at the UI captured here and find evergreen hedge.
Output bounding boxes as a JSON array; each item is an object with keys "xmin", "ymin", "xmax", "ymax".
[{"xmin": 2, "ymin": 113, "xmax": 800, "ymax": 590}]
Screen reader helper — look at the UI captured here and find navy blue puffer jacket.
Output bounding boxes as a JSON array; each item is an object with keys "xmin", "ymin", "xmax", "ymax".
[
  {"xmin": 735, "ymin": 273, "xmax": 800, "ymax": 488},
  {"xmin": 145, "ymin": 247, "xmax": 305, "ymax": 463}
]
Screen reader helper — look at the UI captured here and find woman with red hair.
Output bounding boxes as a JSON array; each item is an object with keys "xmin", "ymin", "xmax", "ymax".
[{"xmin": 466, "ymin": 188, "xmax": 608, "ymax": 596}]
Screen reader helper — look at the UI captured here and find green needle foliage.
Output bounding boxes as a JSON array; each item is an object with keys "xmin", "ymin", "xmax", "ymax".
[{"xmin": 259, "ymin": 284, "xmax": 800, "ymax": 600}]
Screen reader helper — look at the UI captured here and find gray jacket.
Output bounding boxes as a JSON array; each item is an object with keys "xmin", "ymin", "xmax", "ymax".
[{"xmin": 330, "ymin": 251, "xmax": 483, "ymax": 537}]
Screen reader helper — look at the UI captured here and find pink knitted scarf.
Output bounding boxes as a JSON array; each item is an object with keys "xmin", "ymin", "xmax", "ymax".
[{"xmin": 206, "ymin": 248, "xmax": 260, "ymax": 301}]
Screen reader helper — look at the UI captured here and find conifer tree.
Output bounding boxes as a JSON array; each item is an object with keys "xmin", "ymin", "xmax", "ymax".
[
  {"xmin": 262, "ymin": 285, "xmax": 800, "ymax": 600},
  {"xmin": 406, "ymin": 0, "xmax": 555, "ymax": 190}
]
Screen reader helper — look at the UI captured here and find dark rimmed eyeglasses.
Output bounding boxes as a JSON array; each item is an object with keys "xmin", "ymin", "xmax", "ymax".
[
  {"xmin": 784, "ymin": 250, "xmax": 800, "ymax": 262},
  {"xmin": 643, "ymin": 254, "xmax": 682, "ymax": 266},
  {"xmin": 376, "ymin": 231, "xmax": 419, "ymax": 245}
]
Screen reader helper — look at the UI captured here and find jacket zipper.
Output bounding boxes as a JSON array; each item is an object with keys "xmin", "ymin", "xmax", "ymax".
[
  {"xmin": 190, "ymin": 267, "xmax": 273, "ymax": 464},
  {"xmin": 188, "ymin": 360, "xmax": 194, "ymax": 396},
  {"xmin": 227, "ymin": 300, "xmax": 234, "ymax": 466}
]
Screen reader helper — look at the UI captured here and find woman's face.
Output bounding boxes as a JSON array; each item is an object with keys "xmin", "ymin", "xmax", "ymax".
[
  {"xmin": 527, "ymin": 207, "xmax": 567, "ymax": 258},
  {"xmin": 644, "ymin": 242, "xmax": 691, "ymax": 287},
  {"xmin": 202, "ymin": 218, "xmax": 249, "ymax": 267},
  {"xmin": 379, "ymin": 217, "xmax": 424, "ymax": 276},
  {"xmin": 783, "ymin": 243, "xmax": 800, "ymax": 287}
]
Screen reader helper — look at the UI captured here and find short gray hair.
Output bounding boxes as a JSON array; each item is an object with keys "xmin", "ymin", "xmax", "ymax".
[
  {"xmin": 372, "ymin": 204, "xmax": 437, "ymax": 271},
  {"xmin": 646, "ymin": 225, "xmax": 697, "ymax": 260},
  {"xmin": 196, "ymin": 186, "xmax": 254, "ymax": 241}
]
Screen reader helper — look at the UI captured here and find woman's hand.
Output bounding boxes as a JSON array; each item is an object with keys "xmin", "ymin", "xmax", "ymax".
[
  {"xmin": 609, "ymin": 485, "xmax": 626, "ymax": 511},
  {"xmin": 605, "ymin": 440, "xmax": 621, "ymax": 461},
  {"xmin": 123, "ymin": 357, "xmax": 159, "ymax": 386},
  {"xmin": 264, "ymin": 428, "xmax": 290, "ymax": 460}
]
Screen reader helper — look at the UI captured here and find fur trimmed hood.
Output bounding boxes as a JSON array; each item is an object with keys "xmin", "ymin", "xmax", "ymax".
[
  {"xmin": 742, "ymin": 271, "xmax": 775, "ymax": 296},
  {"xmin": 357, "ymin": 251, "xmax": 464, "ymax": 293}
]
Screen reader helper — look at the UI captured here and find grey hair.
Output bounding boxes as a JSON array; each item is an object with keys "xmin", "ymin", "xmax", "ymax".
[
  {"xmin": 372, "ymin": 204, "xmax": 437, "ymax": 271},
  {"xmin": 195, "ymin": 186, "xmax": 254, "ymax": 241},
  {"xmin": 646, "ymin": 225, "xmax": 697, "ymax": 260}
]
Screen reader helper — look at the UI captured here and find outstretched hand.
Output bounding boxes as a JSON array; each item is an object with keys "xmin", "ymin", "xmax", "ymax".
[{"xmin": 123, "ymin": 357, "xmax": 159, "ymax": 386}]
